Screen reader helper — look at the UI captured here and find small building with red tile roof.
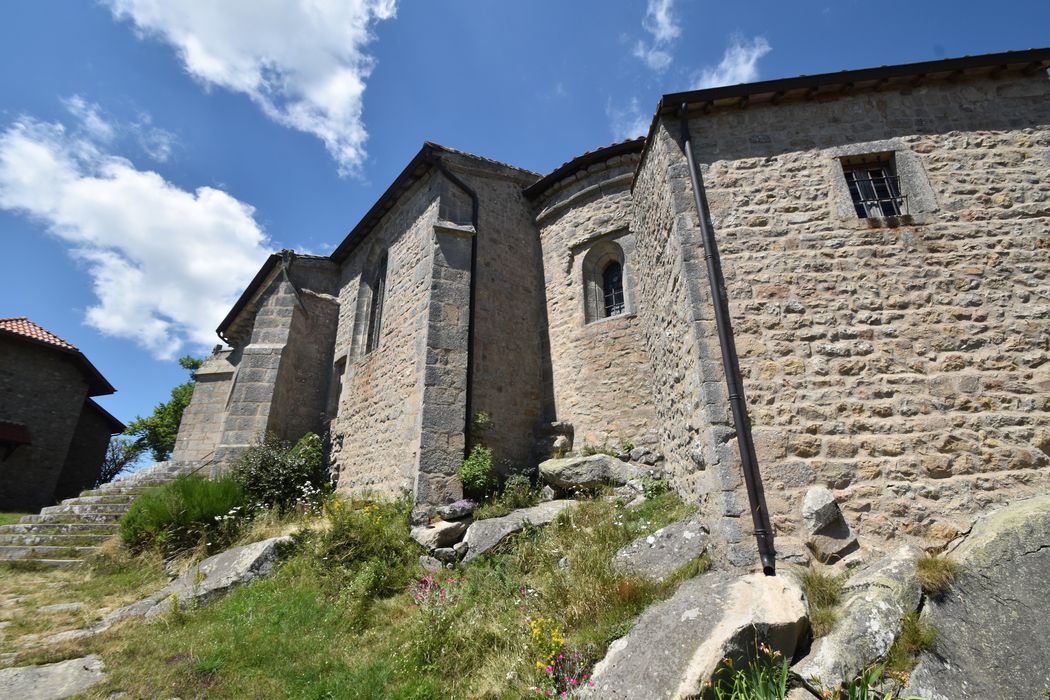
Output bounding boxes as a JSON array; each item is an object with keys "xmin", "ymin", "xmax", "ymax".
[{"xmin": 0, "ymin": 317, "xmax": 125, "ymax": 510}]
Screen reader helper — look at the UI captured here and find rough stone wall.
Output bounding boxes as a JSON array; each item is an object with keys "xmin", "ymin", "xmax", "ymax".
[
  {"xmin": 53, "ymin": 401, "xmax": 112, "ymax": 501},
  {"xmin": 534, "ymin": 156, "xmax": 659, "ymax": 451},
  {"xmin": 266, "ymin": 259, "xmax": 340, "ymax": 444},
  {"xmin": 329, "ymin": 174, "xmax": 441, "ymax": 497},
  {"xmin": 0, "ymin": 338, "xmax": 90, "ymax": 510},
  {"xmin": 451, "ymin": 155, "xmax": 550, "ymax": 472},
  {"xmin": 171, "ymin": 350, "xmax": 235, "ymax": 464},
  {"xmin": 639, "ymin": 71, "xmax": 1050, "ymax": 560}
]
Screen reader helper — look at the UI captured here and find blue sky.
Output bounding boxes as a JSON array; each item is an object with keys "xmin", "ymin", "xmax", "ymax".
[{"xmin": 1, "ymin": 0, "xmax": 1048, "ymax": 430}]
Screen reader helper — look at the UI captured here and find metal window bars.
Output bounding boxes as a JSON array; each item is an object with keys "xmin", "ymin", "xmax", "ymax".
[
  {"xmin": 602, "ymin": 262, "xmax": 625, "ymax": 317},
  {"xmin": 844, "ymin": 166, "xmax": 908, "ymax": 218}
]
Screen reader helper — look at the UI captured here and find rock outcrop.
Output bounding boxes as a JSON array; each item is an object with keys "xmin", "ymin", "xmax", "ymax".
[
  {"xmin": 0, "ymin": 655, "xmax": 105, "ymax": 700},
  {"xmin": 907, "ymin": 496, "xmax": 1050, "ymax": 700},
  {"xmin": 462, "ymin": 500, "xmax": 578, "ymax": 563},
  {"xmin": 793, "ymin": 545, "xmax": 921, "ymax": 688},
  {"xmin": 612, "ymin": 518, "xmax": 708, "ymax": 581},
  {"xmin": 410, "ymin": 519, "xmax": 469, "ymax": 550},
  {"xmin": 538, "ymin": 455, "xmax": 636, "ymax": 490},
  {"xmin": 584, "ymin": 572, "xmax": 808, "ymax": 699}
]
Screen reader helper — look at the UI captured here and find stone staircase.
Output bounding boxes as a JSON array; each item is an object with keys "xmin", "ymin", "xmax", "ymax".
[{"xmin": 0, "ymin": 461, "xmax": 198, "ymax": 568}]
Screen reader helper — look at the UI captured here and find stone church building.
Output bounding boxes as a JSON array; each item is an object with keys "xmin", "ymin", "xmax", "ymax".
[{"xmin": 173, "ymin": 48, "xmax": 1050, "ymax": 563}]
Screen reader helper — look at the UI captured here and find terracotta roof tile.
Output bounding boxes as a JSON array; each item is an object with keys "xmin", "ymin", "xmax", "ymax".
[{"xmin": 0, "ymin": 317, "xmax": 79, "ymax": 351}]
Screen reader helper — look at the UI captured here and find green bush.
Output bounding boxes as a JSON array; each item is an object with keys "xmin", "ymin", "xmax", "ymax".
[
  {"xmin": 457, "ymin": 444, "xmax": 497, "ymax": 499},
  {"xmin": 120, "ymin": 476, "xmax": 246, "ymax": 556},
  {"xmin": 230, "ymin": 433, "xmax": 328, "ymax": 512}
]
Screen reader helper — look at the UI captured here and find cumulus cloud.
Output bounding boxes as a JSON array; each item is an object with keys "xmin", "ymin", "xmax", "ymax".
[
  {"xmin": 103, "ymin": 0, "xmax": 397, "ymax": 176},
  {"xmin": 633, "ymin": 0, "xmax": 680, "ymax": 72},
  {"xmin": 0, "ymin": 107, "xmax": 271, "ymax": 359},
  {"xmin": 607, "ymin": 97, "xmax": 651, "ymax": 141},
  {"xmin": 692, "ymin": 35, "xmax": 772, "ymax": 89}
]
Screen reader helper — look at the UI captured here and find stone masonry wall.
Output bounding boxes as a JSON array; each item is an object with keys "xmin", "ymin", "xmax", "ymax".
[
  {"xmin": 644, "ymin": 70, "xmax": 1050, "ymax": 560},
  {"xmin": 0, "ymin": 338, "xmax": 90, "ymax": 510},
  {"xmin": 535, "ymin": 155, "xmax": 659, "ymax": 451},
  {"xmin": 329, "ymin": 174, "xmax": 441, "ymax": 497},
  {"xmin": 53, "ymin": 401, "xmax": 113, "ymax": 501},
  {"xmin": 452, "ymin": 155, "xmax": 550, "ymax": 472},
  {"xmin": 171, "ymin": 349, "xmax": 235, "ymax": 464}
]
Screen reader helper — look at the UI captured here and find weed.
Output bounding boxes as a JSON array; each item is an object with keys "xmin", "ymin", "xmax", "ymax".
[
  {"xmin": 707, "ymin": 643, "xmax": 790, "ymax": 699},
  {"xmin": 884, "ymin": 611, "xmax": 936, "ymax": 676},
  {"xmin": 230, "ymin": 432, "xmax": 328, "ymax": 513},
  {"xmin": 915, "ymin": 554, "xmax": 958, "ymax": 598},
  {"xmin": 457, "ymin": 444, "xmax": 498, "ymax": 500},
  {"xmin": 795, "ymin": 565, "xmax": 846, "ymax": 638}
]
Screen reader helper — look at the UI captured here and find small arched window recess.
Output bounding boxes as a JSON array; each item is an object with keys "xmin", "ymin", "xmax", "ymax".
[
  {"xmin": 602, "ymin": 261, "xmax": 625, "ymax": 317},
  {"xmin": 365, "ymin": 255, "xmax": 387, "ymax": 353},
  {"xmin": 582, "ymin": 239, "xmax": 628, "ymax": 324}
]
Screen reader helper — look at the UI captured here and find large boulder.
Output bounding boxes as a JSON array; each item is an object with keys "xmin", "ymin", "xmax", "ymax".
[
  {"xmin": 411, "ymin": 519, "xmax": 469, "ymax": 550},
  {"xmin": 539, "ymin": 454, "xmax": 636, "ymax": 490},
  {"xmin": 801, "ymin": 487, "xmax": 858, "ymax": 563},
  {"xmin": 612, "ymin": 518, "xmax": 708, "ymax": 581},
  {"xmin": 0, "ymin": 655, "xmax": 105, "ymax": 700},
  {"xmin": 907, "ymin": 496, "xmax": 1050, "ymax": 700},
  {"xmin": 101, "ymin": 536, "xmax": 293, "ymax": 624},
  {"xmin": 462, "ymin": 500, "xmax": 578, "ymax": 563},
  {"xmin": 584, "ymin": 572, "xmax": 807, "ymax": 699},
  {"xmin": 793, "ymin": 545, "xmax": 922, "ymax": 688}
]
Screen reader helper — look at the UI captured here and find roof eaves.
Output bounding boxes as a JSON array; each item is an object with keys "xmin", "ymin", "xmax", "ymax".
[
  {"xmin": 523, "ymin": 137, "xmax": 646, "ymax": 201},
  {"xmin": 216, "ymin": 253, "xmax": 282, "ymax": 342},
  {"xmin": 84, "ymin": 397, "xmax": 126, "ymax": 433}
]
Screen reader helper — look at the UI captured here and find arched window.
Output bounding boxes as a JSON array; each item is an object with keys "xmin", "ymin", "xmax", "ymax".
[
  {"xmin": 601, "ymin": 261, "xmax": 625, "ymax": 317},
  {"xmin": 365, "ymin": 255, "xmax": 387, "ymax": 353},
  {"xmin": 581, "ymin": 239, "xmax": 629, "ymax": 323}
]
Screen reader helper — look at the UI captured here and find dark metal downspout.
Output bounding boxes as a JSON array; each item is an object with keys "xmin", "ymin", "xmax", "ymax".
[
  {"xmin": 431, "ymin": 157, "xmax": 480, "ymax": 459},
  {"xmin": 678, "ymin": 104, "xmax": 777, "ymax": 576}
]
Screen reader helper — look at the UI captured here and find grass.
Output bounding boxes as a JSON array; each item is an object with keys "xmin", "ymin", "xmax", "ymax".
[
  {"xmin": 0, "ymin": 513, "xmax": 29, "ymax": 526},
  {"xmin": 884, "ymin": 611, "xmax": 936, "ymax": 676},
  {"xmin": 915, "ymin": 554, "xmax": 958, "ymax": 598},
  {"xmin": 22, "ymin": 491, "xmax": 700, "ymax": 698},
  {"xmin": 794, "ymin": 566, "xmax": 846, "ymax": 638}
]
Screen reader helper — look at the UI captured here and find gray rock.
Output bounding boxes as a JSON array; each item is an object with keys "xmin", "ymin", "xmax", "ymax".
[
  {"xmin": 419, "ymin": 555, "xmax": 443, "ymax": 572},
  {"xmin": 36, "ymin": 602, "xmax": 85, "ymax": 614},
  {"xmin": 801, "ymin": 487, "xmax": 858, "ymax": 563},
  {"xmin": 408, "ymin": 505, "xmax": 432, "ymax": 527},
  {"xmin": 629, "ymin": 446, "xmax": 663, "ymax": 466},
  {"xmin": 539, "ymin": 454, "xmax": 637, "ymax": 490},
  {"xmin": 100, "ymin": 536, "xmax": 293, "ymax": 625},
  {"xmin": 612, "ymin": 518, "xmax": 708, "ymax": 581},
  {"xmin": 462, "ymin": 500, "xmax": 578, "ymax": 563},
  {"xmin": 0, "ymin": 655, "xmax": 105, "ymax": 700},
  {"xmin": 410, "ymin": 519, "xmax": 469, "ymax": 550},
  {"xmin": 584, "ymin": 572, "xmax": 807, "ymax": 699},
  {"xmin": 907, "ymin": 495, "xmax": 1050, "ymax": 700},
  {"xmin": 436, "ymin": 499, "xmax": 475, "ymax": 521},
  {"xmin": 793, "ymin": 545, "xmax": 922, "ymax": 689},
  {"xmin": 432, "ymin": 547, "xmax": 458, "ymax": 562},
  {"xmin": 539, "ymin": 485, "xmax": 556, "ymax": 502}
]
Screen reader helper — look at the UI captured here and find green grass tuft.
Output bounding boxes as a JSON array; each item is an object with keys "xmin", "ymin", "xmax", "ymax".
[
  {"xmin": 885, "ymin": 611, "xmax": 936, "ymax": 675},
  {"xmin": 916, "ymin": 554, "xmax": 958, "ymax": 598},
  {"xmin": 794, "ymin": 566, "xmax": 846, "ymax": 638}
]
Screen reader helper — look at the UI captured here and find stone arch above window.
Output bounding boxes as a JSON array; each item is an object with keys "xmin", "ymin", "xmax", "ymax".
[{"xmin": 582, "ymin": 239, "xmax": 629, "ymax": 323}]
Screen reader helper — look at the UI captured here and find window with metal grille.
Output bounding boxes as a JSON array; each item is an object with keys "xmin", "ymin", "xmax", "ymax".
[
  {"xmin": 843, "ymin": 157, "xmax": 906, "ymax": 218},
  {"xmin": 365, "ymin": 256, "xmax": 387, "ymax": 353},
  {"xmin": 602, "ymin": 261, "xmax": 625, "ymax": 317}
]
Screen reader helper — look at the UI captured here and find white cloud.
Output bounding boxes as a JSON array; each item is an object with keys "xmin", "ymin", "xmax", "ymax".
[
  {"xmin": 692, "ymin": 35, "xmax": 772, "ymax": 89},
  {"xmin": 0, "ymin": 111, "xmax": 271, "ymax": 359},
  {"xmin": 607, "ymin": 97, "xmax": 651, "ymax": 141},
  {"xmin": 633, "ymin": 0, "xmax": 680, "ymax": 72},
  {"xmin": 104, "ymin": 0, "xmax": 397, "ymax": 176}
]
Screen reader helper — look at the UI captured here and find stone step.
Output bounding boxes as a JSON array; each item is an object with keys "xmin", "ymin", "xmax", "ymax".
[
  {"xmin": 79, "ymin": 486, "xmax": 153, "ymax": 497},
  {"xmin": 0, "ymin": 545, "xmax": 100, "ymax": 560},
  {"xmin": 1, "ymin": 559, "xmax": 83, "ymax": 569},
  {"xmin": 40, "ymin": 503, "xmax": 131, "ymax": 516},
  {"xmin": 0, "ymin": 522, "xmax": 118, "ymax": 535},
  {"xmin": 21, "ymin": 512, "xmax": 123, "ymax": 525},
  {"xmin": 59, "ymin": 494, "xmax": 136, "ymax": 506},
  {"xmin": 0, "ymin": 533, "xmax": 112, "ymax": 546}
]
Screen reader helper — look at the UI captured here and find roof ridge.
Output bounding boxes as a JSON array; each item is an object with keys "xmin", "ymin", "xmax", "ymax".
[{"xmin": 424, "ymin": 141, "xmax": 541, "ymax": 177}]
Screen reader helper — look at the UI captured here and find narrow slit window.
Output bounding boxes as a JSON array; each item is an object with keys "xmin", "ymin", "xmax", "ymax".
[
  {"xmin": 365, "ymin": 256, "xmax": 387, "ymax": 353},
  {"xmin": 602, "ymin": 261, "xmax": 625, "ymax": 318},
  {"xmin": 843, "ymin": 157, "xmax": 905, "ymax": 218}
]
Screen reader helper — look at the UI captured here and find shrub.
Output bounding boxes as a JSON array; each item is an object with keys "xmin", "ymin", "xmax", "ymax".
[
  {"xmin": 473, "ymin": 472, "xmax": 539, "ymax": 520},
  {"xmin": 231, "ymin": 433, "xmax": 328, "ymax": 513},
  {"xmin": 457, "ymin": 444, "xmax": 497, "ymax": 500},
  {"xmin": 120, "ymin": 476, "xmax": 246, "ymax": 556},
  {"xmin": 916, "ymin": 554, "xmax": 958, "ymax": 598}
]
